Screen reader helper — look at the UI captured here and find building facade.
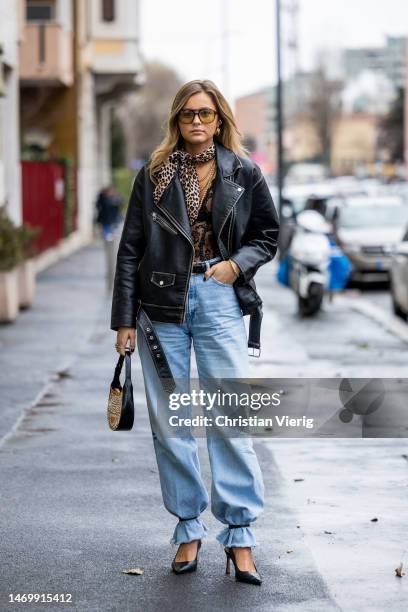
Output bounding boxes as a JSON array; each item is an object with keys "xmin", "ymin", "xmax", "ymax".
[
  {"xmin": 0, "ymin": 0, "xmax": 24, "ymax": 225},
  {"xmin": 19, "ymin": 0, "xmax": 143, "ymax": 246},
  {"xmin": 234, "ymin": 88, "xmax": 274, "ymax": 171},
  {"xmin": 234, "ymin": 73, "xmax": 321, "ymax": 176},
  {"xmin": 76, "ymin": 0, "xmax": 144, "ymax": 241},
  {"xmin": 344, "ymin": 36, "xmax": 407, "ymax": 90}
]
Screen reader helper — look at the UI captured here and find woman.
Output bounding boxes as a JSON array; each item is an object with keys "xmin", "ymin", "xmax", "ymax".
[{"xmin": 111, "ymin": 79, "xmax": 279, "ymax": 585}]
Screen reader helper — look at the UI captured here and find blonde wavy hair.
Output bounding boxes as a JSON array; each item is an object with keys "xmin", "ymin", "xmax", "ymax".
[{"xmin": 148, "ymin": 79, "xmax": 250, "ymax": 184}]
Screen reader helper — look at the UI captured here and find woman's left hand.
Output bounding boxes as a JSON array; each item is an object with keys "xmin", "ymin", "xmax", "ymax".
[{"xmin": 204, "ymin": 260, "xmax": 239, "ymax": 284}]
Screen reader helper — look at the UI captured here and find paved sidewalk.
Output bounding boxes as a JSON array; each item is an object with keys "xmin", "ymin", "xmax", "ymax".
[
  {"xmin": 0, "ymin": 241, "xmax": 108, "ymax": 441},
  {"xmin": 0, "ymin": 241, "xmax": 338, "ymax": 612}
]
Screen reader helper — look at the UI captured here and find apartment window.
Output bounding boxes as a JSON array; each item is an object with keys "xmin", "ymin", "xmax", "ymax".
[
  {"xmin": 26, "ymin": 0, "xmax": 56, "ymax": 21},
  {"xmin": 102, "ymin": 0, "xmax": 115, "ymax": 22}
]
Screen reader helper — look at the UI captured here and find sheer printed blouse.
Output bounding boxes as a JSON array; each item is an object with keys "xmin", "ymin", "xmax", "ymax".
[{"xmin": 189, "ymin": 173, "xmax": 222, "ymax": 264}]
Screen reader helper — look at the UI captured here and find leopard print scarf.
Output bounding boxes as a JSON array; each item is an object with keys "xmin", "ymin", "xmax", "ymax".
[{"xmin": 153, "ymin": 142, "xmax": 216, "ymax": 225}]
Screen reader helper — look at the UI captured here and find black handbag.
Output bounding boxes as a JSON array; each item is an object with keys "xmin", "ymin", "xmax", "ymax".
[{"xmin": 107, "ymin": 348, "xmax": 134, "ymax": 431}]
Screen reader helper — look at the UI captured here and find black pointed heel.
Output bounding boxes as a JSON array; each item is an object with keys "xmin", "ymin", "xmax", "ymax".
[
  {"xmin": 224, "ymin": 546, "xmax": 262, "ymax": 586},
  {"xmin": 171, "ymin": 539, "xmax": 201, "ymax": 575}
]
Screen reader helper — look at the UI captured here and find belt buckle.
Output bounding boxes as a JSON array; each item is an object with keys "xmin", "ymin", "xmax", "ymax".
[
  {"xmin": 192, "ymin": 258, "xmax": 219, "ymax": 274},
  {"xmin": 248, "ymin": 347, "xmax": 261, "ymax": 358}
]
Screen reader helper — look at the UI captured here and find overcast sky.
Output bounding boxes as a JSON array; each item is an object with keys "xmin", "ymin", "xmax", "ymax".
[{"xmin": 140, "ymin": 0, "xmax": 408, "ymax": 105}]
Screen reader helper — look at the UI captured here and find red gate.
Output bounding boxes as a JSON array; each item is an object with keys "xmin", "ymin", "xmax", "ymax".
[{"xmin": 21, "ymin": 160, "xmax": 66, "ymax": 254}]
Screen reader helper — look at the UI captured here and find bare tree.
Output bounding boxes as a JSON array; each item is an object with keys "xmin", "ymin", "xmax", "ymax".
[
  {"xmin": 118, "ymin": 61, "xmax": 184, "ymax": 164},
  {"xmin": 378, "ymin": 87, "xmax": 404, "ymax": 163},
  {"xmin": 306, "ymin": 63, "xmax": 343, "ymax": 169}
]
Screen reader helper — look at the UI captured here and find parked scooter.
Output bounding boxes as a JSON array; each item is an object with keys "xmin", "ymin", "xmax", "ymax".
[{"xmin": 288, "ymin": 210, "xmax": 332, "ymax": 316}]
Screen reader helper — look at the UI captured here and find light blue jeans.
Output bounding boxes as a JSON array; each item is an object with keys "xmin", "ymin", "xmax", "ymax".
[{"xmin": 136, "ymin": 261, "xmax": 265, "ymax": 548}]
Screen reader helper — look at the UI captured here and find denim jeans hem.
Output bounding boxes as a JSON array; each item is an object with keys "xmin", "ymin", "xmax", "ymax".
[
  {"xmin": 170, "ymin": 517, "xmax": 209, "ymax": 546},
  {"xmin": 216, "ymin": 525, "xmax": 258, "ymax": 548}
]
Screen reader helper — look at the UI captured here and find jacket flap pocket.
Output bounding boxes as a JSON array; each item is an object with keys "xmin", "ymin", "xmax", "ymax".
[{"xmin": 151, "ymin": 271, "xmax": 176, "ymax": 287}]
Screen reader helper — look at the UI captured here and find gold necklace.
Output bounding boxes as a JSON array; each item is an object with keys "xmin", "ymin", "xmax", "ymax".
[
  {"xmin": 197, "ymin": 159, "xmax": 215, "ymax": 184},
  {"xmin": 199, "ymin": 163, "xmax": 216, "ymax": 204},
  {"xmin": 200, "ymin": 161, "xmax": 215, "ymax": 190}
]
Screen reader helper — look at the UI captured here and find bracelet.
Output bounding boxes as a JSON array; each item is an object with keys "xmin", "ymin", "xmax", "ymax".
[{"xmin": 228, "ymin": 259, "xmax": 239, "ymax": 277}]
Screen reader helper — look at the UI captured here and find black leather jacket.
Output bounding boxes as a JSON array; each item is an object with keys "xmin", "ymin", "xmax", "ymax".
[{"xmin": 110, "ymin": 140, "xmax": 279, "ymax": 388}]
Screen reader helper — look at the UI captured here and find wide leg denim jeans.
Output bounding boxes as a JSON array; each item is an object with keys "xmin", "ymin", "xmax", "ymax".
[{"xmin": 136, "ymin": 264, "xmax": 265, "ymax": 548}]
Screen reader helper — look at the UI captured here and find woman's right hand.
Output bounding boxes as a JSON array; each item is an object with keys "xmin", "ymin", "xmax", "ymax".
[{"xmin": 116, "ymin": 327, "xmax": 136, "ymax": 355}]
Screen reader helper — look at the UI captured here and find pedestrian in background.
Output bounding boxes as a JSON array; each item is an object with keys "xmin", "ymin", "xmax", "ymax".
[
  {"xmin": 111, "ymin": 79, "xmax": 279, "ymax": 585},
  {"xmin": 95, "ymin": 185, "xmax": 123, "ymax": 240}
]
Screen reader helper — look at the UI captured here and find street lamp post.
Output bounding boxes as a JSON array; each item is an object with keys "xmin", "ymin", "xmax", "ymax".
[
  {"xmin": 221, "ymin": 0, "xmax": 231, "ymax": 102},
  {"xmin": 276, "ymin": 0, "xmax": 284, "ymax": 217}
]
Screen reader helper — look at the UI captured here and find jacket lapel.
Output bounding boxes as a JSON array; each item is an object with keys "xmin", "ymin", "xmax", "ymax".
[
  {"xmin": 155, "ymin": 171, "xmax": 193, "ymax": 242},
  {"xmin": 212, "ymin": 141, "xmax": 245, "ymax": 244}
]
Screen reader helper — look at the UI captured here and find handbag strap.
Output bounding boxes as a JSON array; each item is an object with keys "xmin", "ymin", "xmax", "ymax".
[
  {"xmin": 111, "ymin": 349, "xmax": 132, "ymax": 390},
  {"xmin": 125, "ymin": 349, "xmax": 132, "ymax": 382}
]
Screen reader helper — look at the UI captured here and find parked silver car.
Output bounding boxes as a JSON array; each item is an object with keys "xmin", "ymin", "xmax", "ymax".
[
  {"xmin": 390, "ymin": 230, "xmax": 408, "ymax": 320},
  {"xmin": 331, "ymin": 196, "xmax": 408, "ymax": 282}
]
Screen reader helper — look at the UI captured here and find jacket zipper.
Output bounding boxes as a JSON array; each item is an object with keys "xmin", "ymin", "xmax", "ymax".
[
  {"xmin": 153, "ymin": 206, "xmax": 194, "ymax": 323},
  {"xmin": 182, "ymin": 248, "xmax": 194, "ymax": 323},
  {"xmin": 227, "ymin": 207, "xmax": 234, "ymax": 254},
  {"xmin": 217, "ymin": 181, "xmax": 244, "ymax": 258},
  {"xmin": 151, "ymin": 211, "xmax": 178, "ymax": 235}
]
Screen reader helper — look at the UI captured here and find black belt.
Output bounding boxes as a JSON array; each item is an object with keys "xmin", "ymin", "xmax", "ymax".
[
  {"xmin": 137, "ymin": 307, "xmax": 177, "ymax": 394},
  {"xmin": 191, "ymin": 256, "xmax": 222, "ymax": 273},
  {"xmin": 248, "ymin": 306, "xmax": 262, "ymax": 357}
]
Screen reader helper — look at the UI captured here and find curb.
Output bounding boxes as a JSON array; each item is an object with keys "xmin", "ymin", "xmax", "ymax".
[{"xmin": 335, "ymin": 294, "xmax": 408, "ymax": 344}]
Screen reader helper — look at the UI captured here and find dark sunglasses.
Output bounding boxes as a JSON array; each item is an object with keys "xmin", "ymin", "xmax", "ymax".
[{"xmin": 178, "ymin": 108, "xmax": 218, "ymax": 124}]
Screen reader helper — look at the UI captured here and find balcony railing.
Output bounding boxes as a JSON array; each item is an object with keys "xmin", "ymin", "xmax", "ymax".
[{"xmin": 19, "ymin": 23, "xmax": 73, "ymax": 87}]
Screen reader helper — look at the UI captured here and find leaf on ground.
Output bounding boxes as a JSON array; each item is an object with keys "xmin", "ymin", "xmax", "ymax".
[
  {"xmin": 57, "ymin": 369, "xmax": 73, "ymax": 379},
  {"xmin": 395, "ymin": 563, "xmax": 405, "ymax": 578},
  {"xmin": 122, "ymin": 567, "xmax": 144, "ymax": 575}
]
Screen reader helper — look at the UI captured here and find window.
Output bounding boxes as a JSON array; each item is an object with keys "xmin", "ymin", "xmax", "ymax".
[
  {"xmin": 102, "ymin": 0, "xmax": 115, "ymax": 22},
  {"xmin": 26, "ymin": 1, "xmax": 56, "ymax": 21}
]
